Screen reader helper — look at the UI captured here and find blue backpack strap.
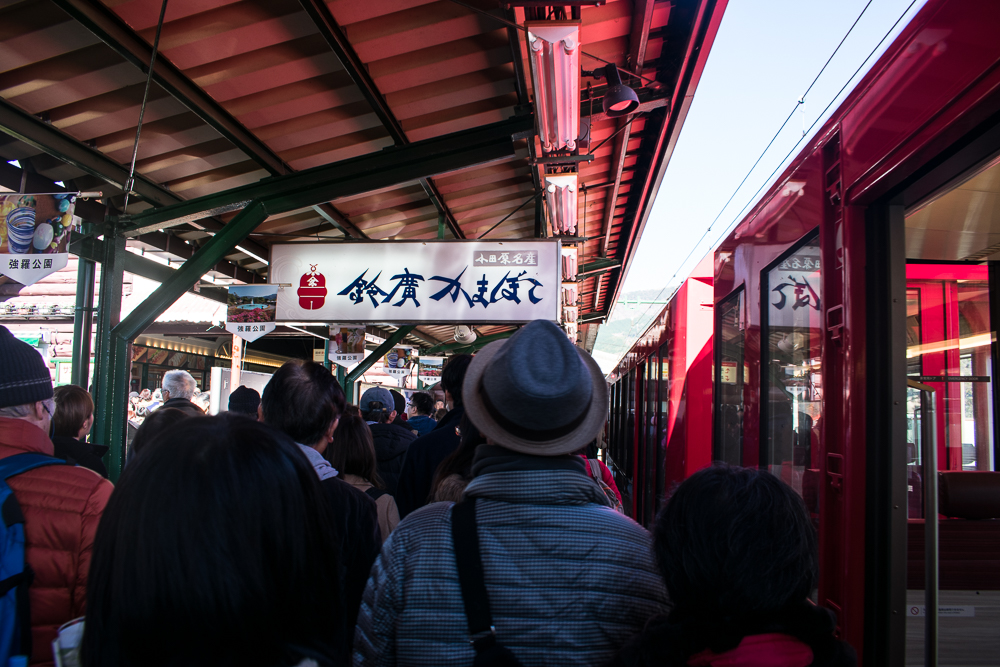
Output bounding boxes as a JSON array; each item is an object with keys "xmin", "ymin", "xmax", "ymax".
[
  {"xmin": 1, "ymin": 453, "xmax": 66, "ymax": 664},
  {"xmin": 0, "ymin": 453, "xmax": 66, "ymax": 482}
]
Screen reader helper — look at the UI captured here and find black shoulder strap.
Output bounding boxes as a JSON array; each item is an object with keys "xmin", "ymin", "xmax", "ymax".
[
  {"xmin": 451, "ymin": 499, "xmax": 493, "ymax": 645},
  {"xmin": 451, "ymin": 499, "xmax": 525, "ymax": 667},
  {"xmin": 365, "ymin": 487, "xmax": 388, "ymax": 501}
]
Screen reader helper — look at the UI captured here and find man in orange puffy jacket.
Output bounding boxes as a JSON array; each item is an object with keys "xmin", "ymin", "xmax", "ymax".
[{"xmin": 0, "ymin": 326, "xmax": 113, "ymax": 665}]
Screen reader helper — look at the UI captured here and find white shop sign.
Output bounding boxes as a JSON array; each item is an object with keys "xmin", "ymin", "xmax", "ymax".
[
  {"xmin": 768, "ymin": 246, "xmax": 821, "ymax": 329},
  {"xmin": 270, "ymin": 241, "xmax": 560, "ymax": 324}
]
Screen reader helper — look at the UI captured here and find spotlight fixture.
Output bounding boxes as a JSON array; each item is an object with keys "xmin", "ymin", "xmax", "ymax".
[
  {"xmin": 454, "ymin": 325, "xmax": 477, "ymax": 345},
  {"xmin": 585, "ymin": 64, "xmax": 640, "ymax": 118},
  {"xmin": 526, "ymin": 21, "xmax": 581, "ymax": 153},
  {"xmin": 545, "ymin": 172, "xmax": 578, "ymax": 235}
]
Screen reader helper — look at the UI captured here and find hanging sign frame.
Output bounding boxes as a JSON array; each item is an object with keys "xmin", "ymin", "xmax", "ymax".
[
  {"xmin": 270, "ymin": 240, "xmax": 560, "ymax": 324},
  {"xmin": 226, "ymin": 285, "xmax": 279, "ymax": 342}
]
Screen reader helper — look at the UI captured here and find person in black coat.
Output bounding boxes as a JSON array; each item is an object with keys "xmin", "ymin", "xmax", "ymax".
[
  {"xmin": 393, "ymin": 354, "xmax": 473, "ymax": 518},
  {"xmin": 52, "ymin": 384, "xmax": 108, "ymax": 477},
  {"xmin": 159, "ymin": 370, "xmax": 208, "ymax": 418},
  {"xmin": 262, "ymin": 361, "xmax": 381, "ymax": 657},
  {"xmin": 358, "ymin": 387, "xmax": 415, "ymax": 496}
]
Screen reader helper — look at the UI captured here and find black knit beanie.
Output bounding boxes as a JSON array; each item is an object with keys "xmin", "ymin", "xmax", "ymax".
[
  {"xmin": 228, "ymin": 385, "xmax": 261, "ymax": 415},
  {"xmin": 0, "ymin": 325, "xmax": 54, "ymax": 409}
]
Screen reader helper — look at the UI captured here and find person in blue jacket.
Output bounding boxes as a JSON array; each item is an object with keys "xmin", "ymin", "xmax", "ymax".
[{"xmin": 404, "ymin": 392, "xmax": 437, "ymax": 437}]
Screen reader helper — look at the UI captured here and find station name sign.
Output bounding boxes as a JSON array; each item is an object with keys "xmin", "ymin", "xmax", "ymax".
[{"xmin": 270, "ymin": 240, "xmax": 561, "ymax": 324}]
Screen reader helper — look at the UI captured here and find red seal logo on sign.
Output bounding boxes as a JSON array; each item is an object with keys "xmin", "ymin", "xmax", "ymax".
[{"xmin": 298, "ymin": 264, "xmax": 327, "ymax": 310}]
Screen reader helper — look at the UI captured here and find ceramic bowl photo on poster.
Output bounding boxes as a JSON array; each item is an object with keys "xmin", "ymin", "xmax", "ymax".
[
  {"xmin": 6, "ymin": 207, "xmax": 35, "ymax": 254},
  {"xmin": 1, "ymin": 194, "xmax": 76, "ymax": 256}
]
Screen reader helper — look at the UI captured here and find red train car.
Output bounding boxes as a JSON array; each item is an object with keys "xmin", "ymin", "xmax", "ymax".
[
  {"xmin": 606, "ymin": 1, "xmax": 1000, "ymax": 664},
  {"xmin": 607, "ymin": 256, "xmax": 713, "ymax": 526}
]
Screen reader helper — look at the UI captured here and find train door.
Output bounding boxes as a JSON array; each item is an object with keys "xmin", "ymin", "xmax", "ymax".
[
  {"xmin": 714, "ymin": 288, "xmax": 746, "ymax": 465},
  {"xmin": 895, "ymin": 154, "xmax": 1000, "ymax": 666}
]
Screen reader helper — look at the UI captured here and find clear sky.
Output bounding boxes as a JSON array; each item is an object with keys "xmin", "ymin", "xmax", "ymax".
[{"xmin": 594, "ymin": 0, "xmax": 928, "ymax": 368}]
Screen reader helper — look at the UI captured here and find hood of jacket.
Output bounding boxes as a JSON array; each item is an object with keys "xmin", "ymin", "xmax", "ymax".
[
  {"xmin": 464, "ymin": 444, "xmax": 610, "ymax": 507},
  {"xmin": 295, "ymin": 442, "xmax": 339, "ymax": 480},
  {"xmin": 369, "ymin": 422, "xmax": 416, "ymax": 462}
]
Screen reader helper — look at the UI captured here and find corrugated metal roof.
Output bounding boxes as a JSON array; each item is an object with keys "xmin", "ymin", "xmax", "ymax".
[
  {"xmin": 0, "ymin": 0, "xmax": 727, "ymax": 347},
  {"xmin": 122, "ymin": 273, "xmax": 227, "ymax": 323}
]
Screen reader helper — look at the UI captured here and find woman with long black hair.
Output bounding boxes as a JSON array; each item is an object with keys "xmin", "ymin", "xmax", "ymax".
[
  {"xmin": 615, "ymin": 464, "xmax": 856, "ymax": 667},
  {"xmin": 82, "ymin": 414, "xmax": 346, "ymax": 667}
]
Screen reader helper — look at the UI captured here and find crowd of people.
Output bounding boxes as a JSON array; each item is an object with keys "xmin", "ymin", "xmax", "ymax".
[{"xmin": 0, "ymin": 321, "xmax": 856, "ymax": 667}]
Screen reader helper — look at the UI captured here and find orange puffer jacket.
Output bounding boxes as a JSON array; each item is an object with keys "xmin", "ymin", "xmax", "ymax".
[{"xmin": 0, "ymin": 417, "xmax": 113, "ymax": 666}]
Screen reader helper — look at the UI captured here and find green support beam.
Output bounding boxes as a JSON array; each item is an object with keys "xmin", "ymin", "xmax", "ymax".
[
  {"xmin": 423, "ymin": 329, "xmax": 516, "ymax": 355},
  {"xmin": 70, "ymin": 255, "xmax": 96, "ymax": 389},
  {"xmin": 70, "ymin": 234, "xmax": 229, "ymax": 304},
  {"xmin": 91, "ymin": 226, "xmax": 126, "ymax": 461},
  {"xmin": 336, "ymin": 365, "xmax": 346, "ymax": 394},
  {"xmin": 577, "ymin": 258, "xmax": 621, "ymax": 278},
  {"xmin": 344, "ymin": 326, "xmax": 415, "ymax": 404},
  {"xmin": 96, "ymin": 202, "xmax": 269, "ymax": 481},
  {"xmin": 118, "ymin": 115, "xmax": 534, "ymax": 236}
]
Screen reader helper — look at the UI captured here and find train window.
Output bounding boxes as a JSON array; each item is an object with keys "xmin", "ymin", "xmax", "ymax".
[
  {"xmin": 714, "ymin": 288, "xmax": 745, "ymax": 465},
  {"xmin": 635, "ymin": 361, "xmax": 648, "ymax": 523},
  {"xmin": 644, "ymin": 354, "xmax": 659, "ymax": 525},
  {"xmin": 656, "ymin": 343, "xmax": 669, "ymax": 515},
  {"xmin": 623, "ymin": 370, "xmax": 636, "ymax": 514},
  {"xmin": 905, "ymin": 266, "xmax": 995, "ymax": 475},
  {"xmin": 761, "ymin": 232, "xmax": 822, "ymax": 495}
]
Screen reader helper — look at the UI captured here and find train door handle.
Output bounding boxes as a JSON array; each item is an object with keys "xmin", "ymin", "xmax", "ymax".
[
  {"xmin": 826, "ymin": 305, "xmax": 844, "ymax": 346},
  {"xmin": 827, "ymin": 453, "xmax": 845, "ymax": 492}
]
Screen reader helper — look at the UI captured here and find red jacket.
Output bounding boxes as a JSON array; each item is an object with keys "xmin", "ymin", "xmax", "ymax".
[
  {"xmin": 687, "ymin": 633, "xmax": 814, "ymax": 667},
  {"xmin": 0, "ymin": 417, "xmax": 113, "ymax": 665}
]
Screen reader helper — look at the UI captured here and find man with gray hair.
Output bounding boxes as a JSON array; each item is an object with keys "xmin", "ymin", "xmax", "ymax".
[
  {"xmin": 0, "ymin": 325, "xmax": 113, "ymax": 663},
  {"xmin": 160, "ymin": 369, "xmax": 205, "ymax": 418}
]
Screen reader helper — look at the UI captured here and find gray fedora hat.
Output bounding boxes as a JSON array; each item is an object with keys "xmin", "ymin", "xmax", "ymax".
[{"xmin": 462, "ymin": 319, "xmax": 608, "ymax": 456}]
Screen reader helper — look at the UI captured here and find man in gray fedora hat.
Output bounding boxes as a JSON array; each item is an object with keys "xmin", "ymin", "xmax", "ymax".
[{"xmin": 354, "ymin": 320, "xmax": 668, "ymax": 667}]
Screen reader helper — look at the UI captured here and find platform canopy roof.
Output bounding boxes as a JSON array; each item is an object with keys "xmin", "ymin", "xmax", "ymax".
[{"xmin": 0, "ymin": 0, "xmax": 725, "ymax": 352}]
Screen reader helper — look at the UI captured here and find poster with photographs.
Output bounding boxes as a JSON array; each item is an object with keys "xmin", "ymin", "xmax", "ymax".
[
  {"xmin": 383, "ymin": 346, "xmax": 414, "ymax": 385},
  {"xmin": 418, "ymin": 356, "xmax": 444, "ymax": 385},
  {"xmin": 329, "ymin": 325, "xmax": 367, "ymax": 368},
  {"xmin": 226, "ymin": 285, "xmax": 278, "ymax": 342},
  {"xmin": 0, "ymin": 193, "xmax": 79, "ymax": 286}
]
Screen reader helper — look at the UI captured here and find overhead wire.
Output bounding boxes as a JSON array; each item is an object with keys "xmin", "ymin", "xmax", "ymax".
[
  {"xmin": 478, "ymin": 191, "xmax": 542, "ymax": 239},
  {"xmin": 611, "ymin": 0, "xmax": 916, "ymax": 359}
]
